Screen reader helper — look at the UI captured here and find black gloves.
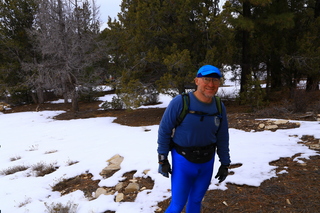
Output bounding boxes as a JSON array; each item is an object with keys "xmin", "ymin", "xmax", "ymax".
[
  {"xmin": 215, "ymin": 164, "xmax": 229, "ymax": 183},
  {"xmin": 158, "ymin": 154, "xmax": 172, "ymax": 178}
]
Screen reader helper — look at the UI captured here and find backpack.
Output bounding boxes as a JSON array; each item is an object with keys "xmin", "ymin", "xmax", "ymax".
[{"xmin": 175, "ymin": 93, "xmax": 222, "ymax": 127}]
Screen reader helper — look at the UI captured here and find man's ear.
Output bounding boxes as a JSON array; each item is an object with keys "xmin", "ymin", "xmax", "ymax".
[{"xmin": 194, "ymin": 77, "xmax": 199, "ymax": 86}]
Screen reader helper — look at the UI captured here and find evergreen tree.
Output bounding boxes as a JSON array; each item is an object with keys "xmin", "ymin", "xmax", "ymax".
[
  {"xmin": 288, "ymin": 0, "xmax": 320, "ymax": 91},
  {"xmin": 205, "ymin": 1, "xmax": 237, "ymax": 74},
  {"xmin": 105, "ymin": 0, "xmax": 224, "ymax": 98},
  {"xmin": 224, "ymin": 0, "xmax": 290, "ymax": 94},
  {"xmin": 0, "ymin": 0, "xmax": 38, "ymax": 103}
]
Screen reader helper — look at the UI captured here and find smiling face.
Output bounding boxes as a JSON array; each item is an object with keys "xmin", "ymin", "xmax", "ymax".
[{"xmin": 194, "ymin": 77, "xmax": 220, "ymax": 103}]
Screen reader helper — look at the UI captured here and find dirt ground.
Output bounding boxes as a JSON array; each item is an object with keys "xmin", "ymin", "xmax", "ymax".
[{"xmin": 3, "ymin": 97, "xmax": 320, "ymax": 213}]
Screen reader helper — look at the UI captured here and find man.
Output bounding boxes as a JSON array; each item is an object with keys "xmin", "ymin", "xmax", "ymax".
[{"xmin": 157, "ymin": 65, "xmax": 231, "ymax": 213}]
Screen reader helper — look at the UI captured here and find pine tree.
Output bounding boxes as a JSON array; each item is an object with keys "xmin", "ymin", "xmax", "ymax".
[
  {"xmin": 105, "ymin": 0, "xmax": 225, "ymax": 98},
  {"xmin": 0, "ymin": 0, "xmax": 38, "ymax": 104}
]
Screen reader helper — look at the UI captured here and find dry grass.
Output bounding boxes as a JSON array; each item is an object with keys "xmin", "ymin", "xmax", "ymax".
[
  {"xmin": 65, "ymin": 159, "xmax": 79, "ymax": 166},
  {"xmin": 45, "ymin": 150, "xmax": 58, "ymax": 154},
  {"xmin": 0, "ymin": 165, "xmax": 29, "ymax": 175},
  {"xmin": 9, "ymin": 155, "xmax": 22, "ymax": 161},
  {"xmin": 31, "ymin": 162, "xmax": 58, "ymax": 177},
  {"xmin": 44, "ymin": 201, "xmax": 78, "ymax": 213}
]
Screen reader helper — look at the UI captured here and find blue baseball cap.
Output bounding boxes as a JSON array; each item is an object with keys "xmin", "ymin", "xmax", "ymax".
[{"xmin": 196, "ymin": 65, "xmax": 222, "ymax": 78}]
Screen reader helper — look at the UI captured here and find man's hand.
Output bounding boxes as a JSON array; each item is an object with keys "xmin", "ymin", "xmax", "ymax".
[
  {"xmin": 215, "ymin": 164, "xmax": 229, "ymax": 183},
  {"xmin": 158, "ymin": 154, "xmax": 172, "ymax": 178}
]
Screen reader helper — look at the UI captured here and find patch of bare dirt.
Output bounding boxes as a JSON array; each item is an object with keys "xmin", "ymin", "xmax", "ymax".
[
  {"xmin": 51, "ymin": 170, "xmax": 154, "ymax": 204},
  {"xmin": 3, "ymin": 98, "xmax": 320, "ymax": 212},
  {"xmin": 52, "ymin": 173, "xmax": 100, "ymax": 198}
]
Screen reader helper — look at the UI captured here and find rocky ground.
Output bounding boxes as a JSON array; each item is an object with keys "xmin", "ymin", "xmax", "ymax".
[{"xmin": 3, "ymin": 97, "xmax": 320, "ymax": 213}]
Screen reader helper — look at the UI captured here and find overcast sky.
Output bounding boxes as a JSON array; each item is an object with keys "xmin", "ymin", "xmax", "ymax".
[
  {"xmin": 96, "ymin": 0, "xmax": 122, "ymax": 24},
  {"xmin": 95, "ymin": 0, "xmax": 226, "ymax": 30}
]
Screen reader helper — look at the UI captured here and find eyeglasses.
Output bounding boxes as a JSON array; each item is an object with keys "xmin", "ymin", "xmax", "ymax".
[{"xmin": 201, "ymin": 77, "xmax": 220, "ymax": 85}]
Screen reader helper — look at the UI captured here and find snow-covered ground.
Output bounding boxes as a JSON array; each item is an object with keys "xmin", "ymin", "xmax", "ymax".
[{"xmin": 1, "ymin": 78, "xmax": 319, "ymax": 213}]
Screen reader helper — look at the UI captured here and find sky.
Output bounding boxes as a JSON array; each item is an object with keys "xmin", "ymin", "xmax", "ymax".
[
  {"xmin": 95, "ymin": 0, "xmax": 227, "ymax": 30},
  {"xmin": 1, "ymin": 74, "xmax": 319, "ymax": 213},
  {"xmin": 96, "ymin": 0, "xmax": 122, "ymax": 30}
]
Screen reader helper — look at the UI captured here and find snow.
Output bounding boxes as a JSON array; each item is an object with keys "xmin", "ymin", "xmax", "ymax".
[{"xmin": 0, "ymin": 79, "xmax": 319, "ymax": 213}]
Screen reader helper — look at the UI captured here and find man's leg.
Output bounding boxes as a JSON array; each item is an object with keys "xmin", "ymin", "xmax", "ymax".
[
  {"xmin": 186, "ymin": 156, "xmax": 215, "ymax": 213},
  {"xmin": 165, "ymin": 149, "xmax": 199, "ymax": 213}
]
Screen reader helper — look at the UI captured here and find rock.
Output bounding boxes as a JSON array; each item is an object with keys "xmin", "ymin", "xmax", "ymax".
[
  {"xmin": 265, "ymin": 125, "xmax": 278, "ymax": 130},
  {"xmin": 95, "ymin": 188, "xmax": 107, "ymax": 198},
  {"xmin": 140, "ymin": 187, "xmax": 146, "ymax": 191},
  {"xmin": 100, "ymin": 154, "xmax": 124, "ymax": 178},
  {"xmin": 0, "ymin": 102, "xmax": 10, "ymax": 111},
  {"xmin": 115, "ymin": 182, "xmax": 124, "ymax": 191},
  {"xmin": 258, "ymin": 123, "xmax": 265, "ymax": 129},
  {"xmin": 129, "ymin": 179, "xmax": 138, "ymax": 183},
  {"xmin": 310, "ymin": 144, "xmax": 320, "ymax": 149},
  {"xmin": 143, "ymin": 169, "xmax": 150, "ymax": 175},
  {"xmin": 124, "ymin": 182, "xmax": 140, "ymax": 193},
  {"xmin": 103, "ymin": 164, "xmax": 121, "ymax": 171},
  {"xmin": 107, "ymin": 154, "xmax": 124, "ymax": 165},
  {"xmin": 274, "ymin": 120, "xmax": 289, "ymax": 125},
  {"xmin": 286, "ymin": 199, "xmax": 292, "ymax": 205},
  {"xmin": 95, "ymin": 188, "xmax": 115, "ymax": 198},
  {"xmin": 115, "ymin": 193, "xmax": 124, "ymax": 202}
]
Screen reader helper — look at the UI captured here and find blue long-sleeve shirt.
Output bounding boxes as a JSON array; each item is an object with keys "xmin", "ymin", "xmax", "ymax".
[{"xmin": 157, "ymin": 92, "xmax": 231, "ymax": 165}]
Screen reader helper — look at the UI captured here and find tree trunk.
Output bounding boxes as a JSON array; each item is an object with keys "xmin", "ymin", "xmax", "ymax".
[
  {"xmin": 37, "ymin": 87, "xmax": 44, "ymax": 104},
  {"xmin": 71, "ymin": 89, "xmax": 79, "ymax": 112},
  {"xmin": 306, "ymin": 77, "xmax": 319, "ymax": 91},
  {"xmin": 270, "ymin": 54, "xmax": 283, "ymax": 91},
  {"xmin": 240, "ymin": 1, "xmax": 251, "ymax": 94}
]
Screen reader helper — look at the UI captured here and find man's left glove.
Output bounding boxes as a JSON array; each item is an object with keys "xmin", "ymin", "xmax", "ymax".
[
  {"xmin": 158, "ymin": 154, "xmax": 172, "ymax": 178},
  {"xmin": 215, "ymin": 164, "xmax": 229, "ymax": 183}
]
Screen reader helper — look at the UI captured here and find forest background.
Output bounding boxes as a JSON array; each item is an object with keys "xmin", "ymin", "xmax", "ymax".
[{"xmin": 1, "ymin": 0, "xmax": 320, "ymax": 112}]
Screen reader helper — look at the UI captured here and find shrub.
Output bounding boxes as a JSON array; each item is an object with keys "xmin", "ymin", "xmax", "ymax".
[
  {"xmin": 101, "ymin": 95, "xmax": 124, "ymax": 110},
  {"xmin": 10, "ymin": 155, "xmax": 22, "ymax": 161},
  {"xmin": 31, "ymin": 162, "xmax": 58, "ymax": 177},
  {"xmin": 65, "ymin": 159, "xmax": 79, "ymax": 166},
  {"xmin": 143, "ymin": 92, "xmax": 159, "ymax": 105},
  {"xmin": 117, "ymin": 79, "xmax": 146, "ymax": 109},
  {"xmin": 0, "ymin": 165, "xmax": 29, "ymax": 175},
  {"xmin": 239, "ymin": 75, "xmax": 268, "ymax": 111},
  {"xmin": 291, "ymin": 89, "xmax": 309, "ymax": 113},
  {"xmin": 26, "ymin": 144, "xmax": 39, "ymax": 151},
  {"xmin": 78, "ymin": 86, "xmax": 99, "ymax": 103},
  {"xmin": 291, "ymin": 89, "xmax": 320, "ymax": 113},
  {"xmin": 102, "ymin": 80, "xmax": 159, "ymax": 110},
  {"xmin": 17, "ymin": 197, "xmax": 32, "ymax": 208},
  {"xmin": 44, "ymin": 150, "xmax": 58, "ymax": 154},
  {"xmin": 44, "ymin": 201, "xmax": 78, "ymax": 213},
  {"xmin": 142, "ymin": 86, "xmax": 159, "ymax": 105}
]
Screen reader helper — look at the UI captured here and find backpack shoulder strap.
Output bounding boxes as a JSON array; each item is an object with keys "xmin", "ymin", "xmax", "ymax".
[
  {"xmin": 214, "ymin": 96, "xmax": 222, "ymax": 115},
  {"xmin": 176, "ymin": 93, "xmax": 189, "ymax": 127},
  {"xmin": 176, "ymin": 94, "xmax": 222, "ymax": 127}
]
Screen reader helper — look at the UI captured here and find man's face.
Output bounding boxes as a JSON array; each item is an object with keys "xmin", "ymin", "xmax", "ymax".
[{"xmin": 195, "ymin": 77, "xmax": 220, "ymax": 98}]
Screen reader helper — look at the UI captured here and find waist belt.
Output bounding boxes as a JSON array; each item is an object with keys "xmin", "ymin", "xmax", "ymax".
[{"xmin": 173, "ymin": 142, "xmax": 216, "ymax": 164}]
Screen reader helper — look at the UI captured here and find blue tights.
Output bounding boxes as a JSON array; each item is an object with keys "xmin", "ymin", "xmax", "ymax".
[{"xmin": 165, "ymin": 148, "xmax": 215, "ymax": 213}]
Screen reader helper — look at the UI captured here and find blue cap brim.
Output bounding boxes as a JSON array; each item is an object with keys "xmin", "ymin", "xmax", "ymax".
[{"xmin": 196, "ymin": 65, "xmax": 222, "ymax": 78}]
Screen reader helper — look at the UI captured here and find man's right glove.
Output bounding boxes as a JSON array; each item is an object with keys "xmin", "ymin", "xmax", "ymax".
[{"xmin": 158, "ymin": 154, "xmax": 172, "ymax": 178}]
